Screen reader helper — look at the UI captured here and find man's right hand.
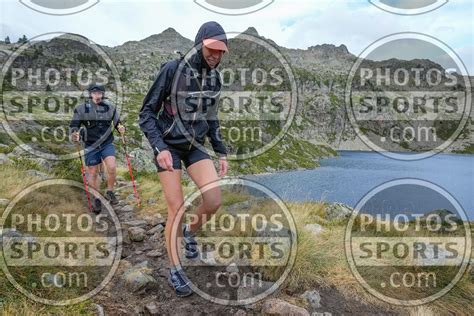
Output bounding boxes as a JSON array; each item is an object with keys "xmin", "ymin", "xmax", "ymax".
[
  {"xmin": 71, "ymin": 132, "xmax": 80, "ymax": 143},
  {"xmin": 157, "ymin": 150, "xmax": 174, "ymax": 172}
]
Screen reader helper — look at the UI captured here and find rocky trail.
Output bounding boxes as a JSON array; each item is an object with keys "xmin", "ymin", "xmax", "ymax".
[{"xmin": 89, "ymin": 180, "xmax": 403, "ymax": 316}]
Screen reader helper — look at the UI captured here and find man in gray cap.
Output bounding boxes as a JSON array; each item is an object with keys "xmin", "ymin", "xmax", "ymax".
[{"xmin": 70, "ymin": 83, "xmax": 125, "ymax": 213}]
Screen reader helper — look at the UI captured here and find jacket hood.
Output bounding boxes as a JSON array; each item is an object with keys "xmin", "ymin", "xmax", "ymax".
[{"xmin": 191, "ymin": 21, "xmax": 227, "ymax": 71}]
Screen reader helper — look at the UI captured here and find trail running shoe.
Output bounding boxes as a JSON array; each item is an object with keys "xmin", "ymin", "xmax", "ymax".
[
  {"xmin": 105, "ymin": 190, "xmax": 119, "ymax": 205},
  {"xmin": 182, "ymin": 224, "xmax": 199, "ymax": 259},
  {"xmin": 168, "ymin": 269, "xmax": 193, "ymax": 297},
  {"xmin": 93, "ymin": 198, "xmax": 102, "ymax": 214}
]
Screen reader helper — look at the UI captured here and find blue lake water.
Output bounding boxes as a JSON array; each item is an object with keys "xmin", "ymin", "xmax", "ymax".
[{"xmin": 245, "ymin": 151, "xmax": 474, "ymax": 220}]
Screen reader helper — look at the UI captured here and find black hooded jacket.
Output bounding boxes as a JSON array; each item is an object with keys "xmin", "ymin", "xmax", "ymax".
[
  {"xmin": 139, "ymin": 21, "xmax": 228, "ymax": 157},
  {"xmin": 70, "ymin": 100, "xmax": 121, "ymax": 148}
]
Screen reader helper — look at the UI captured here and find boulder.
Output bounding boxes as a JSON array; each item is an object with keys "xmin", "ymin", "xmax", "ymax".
[
  {"xmin": 325, "ymin": 203, "xmax": 353, "ymax": 221},
  {"xmin": 121, "ymin": 248, "xmax": 133, "ymax": 259},
  {"xmin": 121, "ymin": 261, "xmax": 157, "ymax": 292},
  {"xmin": 0, "ymin": 228, "xmax": 22, "ymax": 238},
  {"xmin": 95, "ymin": 304, "xmax": 105, "ymax": 316},
  {"xmin": 121, "ymin": 205, "xmax": 135, "ymax": 213},
  {"xmin": 9, "ymin": 146, "xmax": 26, "ymax": 157},
  {"xmin": 147, "ymin": 224, "xmax": 164, "ymax": 235},
  {"xmin": 304, "ymin": 224, "xmax": 324, "ymax": 236},
  {"xmin": 144, "ymin": 302, "xmax": 160, "ymax": 315},
  {"xmin": 301, "ymin": 289, "xmax": 321, "ymax": 309},
  {"xmin": 262, "ymin": 299, "xmax": 309, "ymax": 316},
  {"xmin": 0, "ymin": 228, "xmax": 23, "ymax": 249},
  {"xmin": 149, "ymin": 232, "xmax": 162, "ymax": 242},
  {"xmin": 0, "ymin": 153, "xmax": 11, "ymax": 165},
  {"xmin": 122, "ymin": 220, "xmax": 148, "ymax": 227},
  {"xmin": 118, "ymin": 212, "xmax": 134, "ymax": 222},
  {"xmin": 128, "ymin": 227, "xmax": 146, "ymax": 242},
  {"xmin": 145, "ymin": 214, "xmax": 165, "ymax": 226},
  {"xmin": 146, "ymin": 249, "xmax": 163, "ymax": 257},
  {"xmin": 226, "ymin": 262, "xmax": 239, "ymax": 274},
  {"xmin": 120, "ymin": 228, "xmax": 132, "ymax": 245}
]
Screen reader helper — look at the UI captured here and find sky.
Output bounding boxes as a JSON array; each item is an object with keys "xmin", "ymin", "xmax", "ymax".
[{"xmin": 1, "ymin": 0, "xmax": 473, "ymax": 74}]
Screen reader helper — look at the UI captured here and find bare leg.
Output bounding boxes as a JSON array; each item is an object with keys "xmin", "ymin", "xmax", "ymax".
[
  {"xmin": 185, "ymin": 159, "xmax": 221, "ymax": 233},
  {"xmin": 102, "ymin": 156, "xmax": 116, "ymax": 191},
  {"xmin": 87, "ymin": 165, "xmax": 99, "ymax": 197},
  {"xmin": 158, "ymin": 169, "xmax": 184, "ymax": 267},
  {"xmin": 98, "ymin": 161, "xmax": 105, "ymax": 184}
]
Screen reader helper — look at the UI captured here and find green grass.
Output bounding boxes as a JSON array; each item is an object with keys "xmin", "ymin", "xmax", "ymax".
[
  {"xmin": 229, "ymin": 132, "xmax": 337, "ymax": 175},
  {"xmin": 453, "ymin": 144, "xmax": 474, "ymax": 154},
  {"xmin": 9, "ymin": 156, "xmax": 46, "ymax": 172},
  {"xmin": 209, "ymin": 197, "xmax": 473, "ymax": 315},
  {"xmin": 0, "ymin": 165, "xmax": 97, "ymax": 315}
]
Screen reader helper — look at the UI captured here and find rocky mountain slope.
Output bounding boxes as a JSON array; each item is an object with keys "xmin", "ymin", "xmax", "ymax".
[
  {"xmin": 0, "ymin": 27, "xmax": 472, "ymax": 177},
  {"xmin": 103, "ymin": 26, "xmax": 474, "ymax": 156}
]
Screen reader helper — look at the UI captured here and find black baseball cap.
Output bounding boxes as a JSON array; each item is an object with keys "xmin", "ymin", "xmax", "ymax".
[{"xmin": 87, "ymin": 83, "xmax": 105, "ymax": 93}]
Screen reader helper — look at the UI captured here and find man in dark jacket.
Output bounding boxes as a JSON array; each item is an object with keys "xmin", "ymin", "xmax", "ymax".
[
  {"xmin": 139, "ymin": 21, "xmax": 229, "ymax": 297},
  {"xmin": 70, "ymin": 84, "xmax": 125, "ymax": 213}
]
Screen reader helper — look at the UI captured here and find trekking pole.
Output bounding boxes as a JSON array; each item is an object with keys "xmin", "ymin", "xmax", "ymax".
[
  {"xmin": 120, "ymin": 134, "xmax": 141, "ymax": 208},
  {"xmin": 76, "ymin": 140, "xmax": 93, "ymax": 212}
]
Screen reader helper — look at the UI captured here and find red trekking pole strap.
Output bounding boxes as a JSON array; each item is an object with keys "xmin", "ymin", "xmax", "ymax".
[{"xmin": 121, "ymin": 135, "xmax": 141, "ymax": 208}]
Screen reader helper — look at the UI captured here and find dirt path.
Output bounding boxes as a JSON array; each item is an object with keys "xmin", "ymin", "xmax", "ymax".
[{"xmin": 92, "ymin": 192, "xmax": 404, "ymax": 316}]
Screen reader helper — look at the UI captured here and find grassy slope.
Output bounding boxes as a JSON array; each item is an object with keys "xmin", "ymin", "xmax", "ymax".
[
  {"xmin": 265, "ymin": 203, "xmax": 473, "ymax": 315},
  {"xmin": 0, "ymin": 164, "xmax": 96, "ymax": 315},
  {"xmin": 131, "ymin": 174, "xmax": 474, "ymax": 315}
]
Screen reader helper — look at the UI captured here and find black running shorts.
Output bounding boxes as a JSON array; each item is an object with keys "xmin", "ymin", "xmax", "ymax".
[{"xmin": 154, "ymin": 143, "xmax": 211, "ymax": 173}]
